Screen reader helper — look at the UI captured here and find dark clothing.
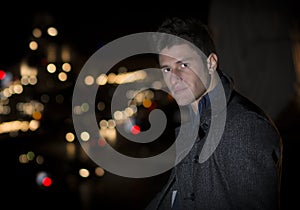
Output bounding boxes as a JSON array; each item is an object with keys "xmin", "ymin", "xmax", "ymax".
[{"xmin": 145, "ymin": 71, "xmax": 282, "ymax": 210}]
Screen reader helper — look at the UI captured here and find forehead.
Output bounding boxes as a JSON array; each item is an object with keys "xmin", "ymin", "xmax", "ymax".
[{"xmin": 159, "ymin": 44, "xmax": 201, "ymax": 63}]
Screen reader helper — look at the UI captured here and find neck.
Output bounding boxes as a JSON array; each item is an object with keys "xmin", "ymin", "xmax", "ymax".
[
  {"xmin": 191, "ymin": 71, "xmax": 219, "ymax": 114},
  {"xmin": 191, "ymin": 98, "xmax": 200, "ymax": 114}
]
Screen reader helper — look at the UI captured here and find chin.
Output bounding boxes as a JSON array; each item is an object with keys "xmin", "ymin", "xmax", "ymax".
[{"xmin": 174, "ymin": 97, "xmax": 195, "ymax": 107}]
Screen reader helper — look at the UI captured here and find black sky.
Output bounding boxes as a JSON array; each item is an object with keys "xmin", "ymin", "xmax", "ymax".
[
  {"xmin": 0, "ymin": 5, "xmax": 211, "ymax": 70},
  {"xmin": 2, "ymin": 0, "xmax": 298, "ymax": 70}
]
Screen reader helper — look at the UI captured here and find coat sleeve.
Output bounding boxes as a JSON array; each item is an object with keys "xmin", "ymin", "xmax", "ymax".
[
  {"xmin": 144, "ymin": 171, "xmax": 176, "ymax": 210},
  {"xmin": 221, "ymin": 111, "xmax": 282, "ymax": 210}
]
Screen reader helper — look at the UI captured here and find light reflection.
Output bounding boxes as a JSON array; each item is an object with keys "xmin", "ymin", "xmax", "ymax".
[
  {"xmin": 32, "ymin": 28, "xmax": 42, "ymax": 38},
  {"xmin": 79, "ymin": 168, "xmax": 90, "ymax": 178},
  {"xmin": 80, "ymin": 131, "xmax": 90, "ymax": 141},
  {"xmin": 84, "ymin": 75, "xmax": 94, "ymax": 86},
  {"xmin": 47, "ymin": 27, "xmax": 58, "ymax": 37},
  {"xmin": 0, "ymin": 120, "xmax": 39, "ymax": 134},
  {"xmin": 65, "ymin": 132, "xmax": 75, "ymax": 142},
  {"xmin": 29, "ymin": 41, "xmax": 38, "ymax": 50},
  {"xmin": 66, "ymin": 142, "xmax": 76, "ymax": 160},
  {"xmin": 95, "ymin": 167, "xmax": 105, "ymax": 177}
]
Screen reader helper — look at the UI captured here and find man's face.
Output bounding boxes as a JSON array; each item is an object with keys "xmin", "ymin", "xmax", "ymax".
[{"xmin": 159, "ymin": 44, "xmax": 209, "ymax": 106}]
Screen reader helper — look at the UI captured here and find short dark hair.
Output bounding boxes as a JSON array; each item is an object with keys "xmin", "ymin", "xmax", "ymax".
[{"xmin": 153, "ymin": 17, "xmax": 216, "ymax": 57}]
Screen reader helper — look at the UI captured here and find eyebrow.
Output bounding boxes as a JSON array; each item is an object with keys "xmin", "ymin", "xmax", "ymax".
[
  {"xmin": 160, "ymin": 64, "xmax": 169, "ymax": 69},
  {"xmin": 160, "ymin": 57, "xmax": 193, "ymax": 68}
]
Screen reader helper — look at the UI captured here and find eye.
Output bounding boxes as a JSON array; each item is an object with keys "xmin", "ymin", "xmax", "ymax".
[
  {"xmin": 162, "ymin": 67, "xmax": 171, "ymax": 73},
  {"xmin": 180, "ymin": 63, "xmax": 189, "ymax": 69}
]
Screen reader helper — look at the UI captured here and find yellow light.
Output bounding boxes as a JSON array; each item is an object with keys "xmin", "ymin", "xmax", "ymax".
[{"xmin": 32, "ymin": 111, "xmax": 42, "ymax": 120}]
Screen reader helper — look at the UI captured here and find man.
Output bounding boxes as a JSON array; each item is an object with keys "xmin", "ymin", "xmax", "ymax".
[{"xmin": 145, "ymin": 17, "xmax": 282, "ymax": 210}]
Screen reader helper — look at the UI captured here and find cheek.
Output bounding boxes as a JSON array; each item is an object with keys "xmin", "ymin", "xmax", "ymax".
[
  {"xmin": 188, "ymin": 75, "xmax": 207, "ymax": 95},
  {"xmin": 162, "ymin": 74, "xmax": 173, "ymax": 89},
  {"xmin": 189, "ymin": 67, "xmax": 209, "ymax": 87},
  {"xmin": 184, "ymin": 71, "xmax": 202, "ymax": 86}
]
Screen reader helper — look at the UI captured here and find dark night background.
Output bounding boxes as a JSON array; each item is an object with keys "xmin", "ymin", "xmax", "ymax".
[{"xmin": 1, "ymin": 1, "xmax": 300, "ymax": 209}]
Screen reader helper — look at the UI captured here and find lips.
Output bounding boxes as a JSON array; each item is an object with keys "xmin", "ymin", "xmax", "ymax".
[{"xmin": 172, "ymin": 86, "xmax": 188, "ymax": 94}]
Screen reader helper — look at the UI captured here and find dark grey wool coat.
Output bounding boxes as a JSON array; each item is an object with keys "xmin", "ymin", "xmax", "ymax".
[{"xmin": 145, "ymin": 70, "xmax": 282, "ymax": 210}]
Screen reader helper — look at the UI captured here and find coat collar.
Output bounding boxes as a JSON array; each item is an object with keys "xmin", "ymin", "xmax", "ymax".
[{"xmin": 199, "ymin": 70, "xmax": 234, "ymax": 126}]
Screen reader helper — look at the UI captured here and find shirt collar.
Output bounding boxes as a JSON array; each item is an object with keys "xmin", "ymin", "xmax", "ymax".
[{"xmin": 198, "ymin": 93, "xmax": 210, "ymax": 117}]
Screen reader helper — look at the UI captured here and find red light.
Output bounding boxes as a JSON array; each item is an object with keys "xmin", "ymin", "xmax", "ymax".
[
  {"xmin": 131, "ymin": 125, "xmax": 140, "ymax": 135},
  {"xmin": 0, "ymin": 70, "xmax": 6, "ymax": 80},
  {"xmin": 42, "ymin": 177, "xmax": 52, "ymax": 187},
  {"xmin": 36, "ymin": 171, "xmax": 53, "ymax": 188}
]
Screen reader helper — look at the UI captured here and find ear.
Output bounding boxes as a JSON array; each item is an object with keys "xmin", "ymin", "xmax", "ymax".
[{"xmin": 206, "ymin": 53, "xmax": 218, "ymax": 74}]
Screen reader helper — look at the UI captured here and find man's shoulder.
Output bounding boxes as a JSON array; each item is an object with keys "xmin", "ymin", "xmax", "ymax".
[
  {"xmin": 226, "ymin": 90, "xmax": 280, "ymax": 136},
  {"xmin": 228, "ymin": 90, "xmax": 270, "ymax": 119}
]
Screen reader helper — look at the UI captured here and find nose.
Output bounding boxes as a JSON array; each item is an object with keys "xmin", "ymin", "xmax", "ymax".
[{"xmin": 170, "ymin": 68, "xmax": 182, "ymax": 85}]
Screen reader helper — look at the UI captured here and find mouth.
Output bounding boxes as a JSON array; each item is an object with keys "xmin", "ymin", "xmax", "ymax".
[{"xmin": 172, "ymin": 86, "xmax": 189, "ymax": 94}]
